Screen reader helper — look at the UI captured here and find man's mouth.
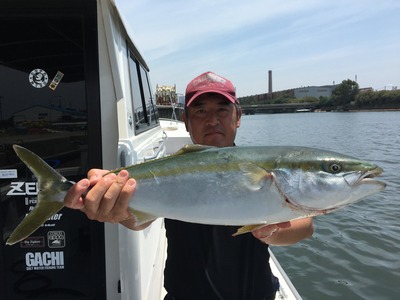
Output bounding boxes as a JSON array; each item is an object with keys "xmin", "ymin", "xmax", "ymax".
[{"xmin": 204, "ymin": 130, "xmax": 224, "ymax": 137}]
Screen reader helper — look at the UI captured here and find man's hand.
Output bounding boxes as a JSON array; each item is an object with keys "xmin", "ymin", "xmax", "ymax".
[
  {"xmin": 252, "ymin": 218, "xmax": 314, "ymax": 246},
  {"xmin": 64, "ymin": 169, "xmax": 136, "ymax": 224}
]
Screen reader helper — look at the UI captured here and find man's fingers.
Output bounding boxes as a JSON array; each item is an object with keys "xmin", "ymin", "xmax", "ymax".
[
  {"xmin": 64, "ymin": 178, "xmax": 90, "ymax": 210},
  {"xmin": 83, "ymin": 173, "xmax": 116, "ymax": 220},
  {"xmin": 252, "ymin": 224, "xmax": 279, "ymax": 239},
  {"xmin": 64, "ymin": 169, "xmax": 136, "ymax": 223},
  {"xmin": 111, "ymin": 178, "xmax": 136, "ymax": 222},
  {"xmin": 251, "ymin": 221, "xmax": 292, "ymax": 240},
  {"xmin": 87, "ymin": 169, "xmax": 108, "ymax": 184},
  {"xmin": 276, "ymin": 221, "xmax": 291, "ymax": 229},
  {"xmin": 96, "ymin": 170, "xmax": 130, "ymax": 221}
]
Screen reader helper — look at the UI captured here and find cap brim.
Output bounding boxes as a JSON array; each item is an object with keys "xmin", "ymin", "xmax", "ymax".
[{"xmin": 186, "ymin": 90, "xmax": 238, "ymax": 107}]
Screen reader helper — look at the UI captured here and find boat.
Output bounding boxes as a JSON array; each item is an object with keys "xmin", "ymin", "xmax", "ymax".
[
  {"xmin": 296, "ymin": 108, "xmax": 313, "ymax": 113},
  {"xmin": 0, "ymin": 0, "xmax": 300, "ymax": 299},
  {"xmin": 269, "ymin": 249, "xmax": 302, "ymax": 299}
]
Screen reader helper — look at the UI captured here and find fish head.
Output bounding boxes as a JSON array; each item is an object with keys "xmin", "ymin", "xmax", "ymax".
[{"xmin": 273, "ymin": 150, "xmax": 386, "ymax": 214}]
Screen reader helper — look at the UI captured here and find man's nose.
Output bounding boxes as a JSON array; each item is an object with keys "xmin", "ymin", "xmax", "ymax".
[{"xmin": 205, "ymin": 111, "xmax": 219, "ymax": 125}]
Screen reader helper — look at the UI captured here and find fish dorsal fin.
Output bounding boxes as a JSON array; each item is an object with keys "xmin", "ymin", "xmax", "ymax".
[
  {"xmin": 173, "ymin": 144, "xmax": 215, "ymax": 156},
  {"xmin": 238, "ymin": 162, "xmax": 273, "ymax": 191}
]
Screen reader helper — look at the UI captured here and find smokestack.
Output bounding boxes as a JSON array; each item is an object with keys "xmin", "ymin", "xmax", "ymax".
[{"xmin": 268, "ymin": 70, "xmax": 272, "ymax": 95}]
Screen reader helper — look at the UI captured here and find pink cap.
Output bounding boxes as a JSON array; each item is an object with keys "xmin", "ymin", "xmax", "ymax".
[{"xmin": 185, "ymin": 71, "xmax": 238, "ymax": 107}]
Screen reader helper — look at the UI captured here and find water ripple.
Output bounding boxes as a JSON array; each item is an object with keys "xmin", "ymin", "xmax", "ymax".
[{"xmin": 238, "ymin": 112, "xmax": 400, "ymax": 299}]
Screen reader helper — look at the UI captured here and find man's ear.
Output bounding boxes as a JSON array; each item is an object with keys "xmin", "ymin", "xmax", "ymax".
[
  {"xmin": 182, "ymin": 111, "xmax": 189, "ymax": 132},
  {"xmin": 236, "ymin": 107, "xmax": 242, "ymax": 128}
]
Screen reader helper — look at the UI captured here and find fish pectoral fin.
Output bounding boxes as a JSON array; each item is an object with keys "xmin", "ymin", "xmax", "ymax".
[
  {"xmin": 233, "ymin": 224, "xmax": 267, "ymax": 236},
  {"xmin": 173, "ymin": 144, "xmax": 215, "ymax": 156},
  {"xmin": 130, "ymin": 209, "xmax": 158, "ymax": 226},
  {"xmin": 238, "ymin": 162, "xmax": 273, "ymax": 191}
]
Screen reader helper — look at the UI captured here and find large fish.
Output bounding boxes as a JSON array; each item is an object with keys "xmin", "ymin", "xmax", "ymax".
[{"xmin": 7, "ymin": 144, "xmax": 385, "ymax": 245}]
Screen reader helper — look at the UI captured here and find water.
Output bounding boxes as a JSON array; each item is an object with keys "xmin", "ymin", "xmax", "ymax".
[{"xmin": 235, "ymin": 111, "xmax": 400, "ymax": 300}]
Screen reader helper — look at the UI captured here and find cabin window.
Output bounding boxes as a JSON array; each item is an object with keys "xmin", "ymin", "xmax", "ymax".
[
  {"xmin": 139, "ymin": 65, "xmax": 159, "ymax": 125},
  {"xmin": 128, "ymin": 51, "xmax": 158, "ymax": 134},
  {"xmin": 0, "ymin": 14, "xmax": 89, "ymax": 175}
]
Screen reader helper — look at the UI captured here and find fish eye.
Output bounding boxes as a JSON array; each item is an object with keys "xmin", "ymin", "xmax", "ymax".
[{"xmin": 329, "ymin": 163, "xmax": 342, "ymax": 173}]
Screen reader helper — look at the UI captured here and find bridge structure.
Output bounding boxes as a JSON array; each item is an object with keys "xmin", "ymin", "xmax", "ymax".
[
  {"xmin": 240, "ymin": 102, "xmax": 318, "ymax": 114},
  {"xmin": 157, "ymin": 105, "xmax": 185, "ymax": 121},
  {"xmin": 157, "ymin": 102, "xmax": 318, "ymax": 119}
]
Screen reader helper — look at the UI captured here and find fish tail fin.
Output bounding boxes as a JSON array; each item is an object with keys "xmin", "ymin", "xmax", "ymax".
[{"xmin": 6, "ymin": 145, "xmax": 72, "ymax": 245}]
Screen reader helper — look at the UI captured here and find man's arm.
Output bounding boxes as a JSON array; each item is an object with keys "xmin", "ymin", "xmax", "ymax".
[{"xmin": 252, "ymin": 218, "xmax": 314, "ymax": 246}]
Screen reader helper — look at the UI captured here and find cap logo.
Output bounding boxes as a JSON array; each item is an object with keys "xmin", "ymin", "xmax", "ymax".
[
  {"xmin": 192, "ymin": 73, "xmax": 226, "ymax": 88},
  {"xmin": 185, "ymin": 71, "xmax": 238, "ymax": 107}
]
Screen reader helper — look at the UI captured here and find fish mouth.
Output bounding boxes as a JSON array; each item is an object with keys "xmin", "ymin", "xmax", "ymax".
[
  {"xmin": 363, "ymin": 166, "xmax": 383, "ymax": 180},
  {"xmin": 345, "ymin": 166, "xmax": 385, "ymax": 186}
]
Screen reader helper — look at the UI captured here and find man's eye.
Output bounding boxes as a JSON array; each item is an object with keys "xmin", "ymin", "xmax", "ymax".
[{"xmin": 218, "ymin": 108, "xmax": 230, "ymax": 114}]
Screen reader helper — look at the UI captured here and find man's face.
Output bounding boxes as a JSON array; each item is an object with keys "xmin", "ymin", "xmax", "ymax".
[{"xmin": 182, "ymin": 94, "xmax": 242, "ymax": 147}]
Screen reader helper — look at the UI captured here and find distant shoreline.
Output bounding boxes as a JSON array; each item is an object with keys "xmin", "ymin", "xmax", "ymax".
[
  {"xmin": 346, "ymin": 108, "xmax": 400, "ymax": 112},
  {"xmin": 316, "ymin": 107, "xmax": 400, "ymax": 113}
]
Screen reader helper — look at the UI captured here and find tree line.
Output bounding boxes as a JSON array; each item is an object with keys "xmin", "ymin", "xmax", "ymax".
[
  {"xmin": 320, "ymin": 79, "xmax": 400, "ymax": 110},
  {"xmin": 239, "ymin": 79, "xmax": 400, "ymax": 110}
]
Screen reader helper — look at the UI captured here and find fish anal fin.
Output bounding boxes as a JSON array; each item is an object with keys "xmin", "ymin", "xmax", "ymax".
[
  {"xmin": 233, "ymin": 224, "xmax": 267, "ymax": 236},
  {"xmin": 130, "ymin": 209, "xmax": 158, "ymax": 226},
  {"xmin": 238, "ymin": 162, "xmax": 273, "ymax": 191}
]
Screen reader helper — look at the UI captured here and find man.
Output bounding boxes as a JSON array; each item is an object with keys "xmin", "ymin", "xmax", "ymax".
[{"xmin": 65, "ymin": 72, "xmax": 313, "ymax": 300}]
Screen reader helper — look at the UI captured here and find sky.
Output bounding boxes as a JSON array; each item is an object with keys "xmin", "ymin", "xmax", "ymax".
[{"xmin": 115, "ymin": 0, "xmax": 400, "ymax": 97}]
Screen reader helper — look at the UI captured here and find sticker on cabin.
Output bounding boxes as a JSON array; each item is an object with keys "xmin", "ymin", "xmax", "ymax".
[
  {"xmin": 29, "ymin": 68, "xmax": 49, "ymax": 88},
  {"xmin": 20, "ymin": 236, "xmax": 45, "ymax": 249},
  {"xmin": 49, "ymin": 71, "xmax": 64, "ymax": 90},
  {"xmin": 48, "ymin": 231, "xmax": 66, "ymax": 248},
  {"xmin": 25, "ymin": 251, "xmax": 65, "ymax": 271},
  {"xmin": 0, "ymin": 169, "xmax": 17, "ymax": 179}
]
